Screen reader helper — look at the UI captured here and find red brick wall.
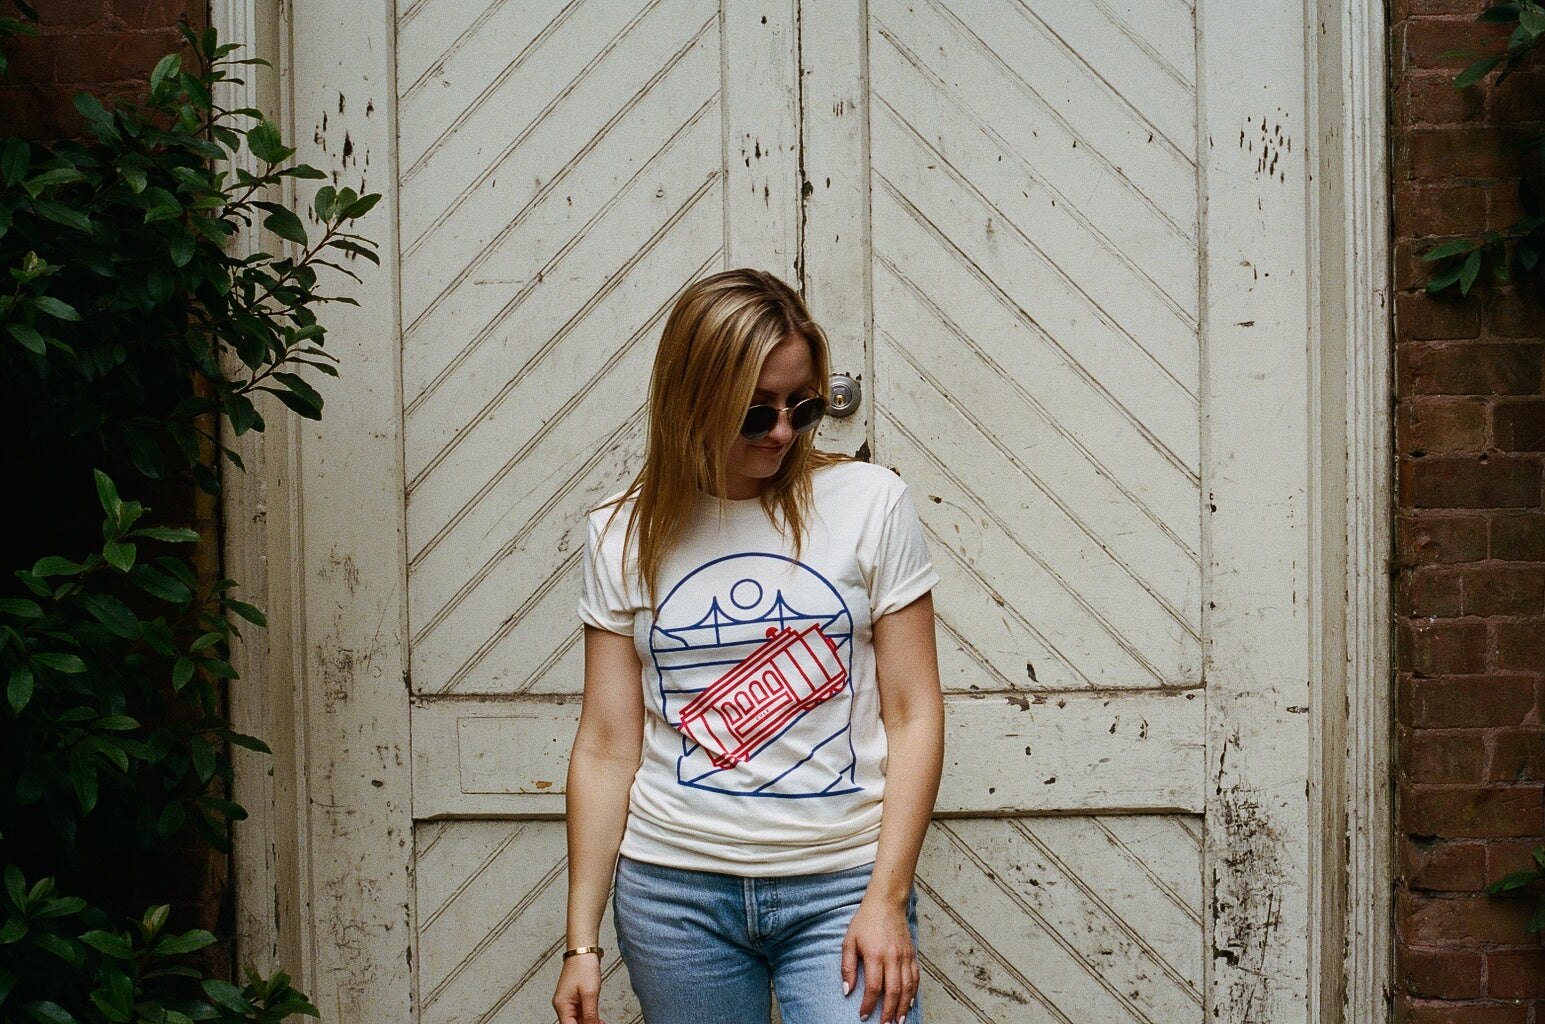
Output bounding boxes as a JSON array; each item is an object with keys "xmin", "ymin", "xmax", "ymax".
[
  {"xmin": 0, "ymin": 0, "xmax": 201, "ymax": 139},
  {"xmin": 1394, "ymin": 0, "xmax": 1545, "ymax": 1019}
]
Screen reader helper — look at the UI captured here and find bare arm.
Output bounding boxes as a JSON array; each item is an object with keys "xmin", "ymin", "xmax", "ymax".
[
  {"xmin": 843, "ymin": 592, "xmax": 945, "ymax": 1024},
  {"xmin": 553, "ymin": 626, "xmax": 645, "ymax": 1024}
]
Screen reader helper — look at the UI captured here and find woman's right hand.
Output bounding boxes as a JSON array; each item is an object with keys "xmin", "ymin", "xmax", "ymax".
[{"xmin": 553, "ymin": 952, "xmax": 604, "ymax": 1024}]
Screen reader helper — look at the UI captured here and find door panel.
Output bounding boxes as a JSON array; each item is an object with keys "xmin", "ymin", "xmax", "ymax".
[
  {"xmin": 917, "ymin": 818, "xmax": 1202, "ymax": 1023},
  {"xmin": 274, "ymin": 0, "xmax": 1320, "ymax": 1019},
  {"xmin": 868, "ymin": 0, "xmax": 1202, "ymax": 694},
  {"xmin": 400, "ymin": 0, "xmax": 726, "ymax": 698},
  {"xmin": 414, "ymin": 821, "xmax": 634, "ymax": 1024}
]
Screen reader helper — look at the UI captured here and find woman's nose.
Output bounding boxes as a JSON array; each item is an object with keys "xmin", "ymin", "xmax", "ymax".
[{"xmin": 766, "ymin": 408, "xmax": 796, "ymax": 444}]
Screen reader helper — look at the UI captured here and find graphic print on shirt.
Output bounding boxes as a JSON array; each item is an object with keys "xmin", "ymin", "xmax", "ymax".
[{"xmin": 650, "ymin": 552, "xmax": 857, "ymax": 798}]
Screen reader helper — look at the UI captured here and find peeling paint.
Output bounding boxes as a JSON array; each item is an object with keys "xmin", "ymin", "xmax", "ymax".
[{"xmin": 1212, "ymin": 742, "xmax": 1287, "ymax": 1023}]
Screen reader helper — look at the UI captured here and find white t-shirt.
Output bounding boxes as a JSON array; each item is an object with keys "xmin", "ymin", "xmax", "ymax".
[{"xmin": 578, "ymin": 459, "xmax": 940, "ymax": 876}]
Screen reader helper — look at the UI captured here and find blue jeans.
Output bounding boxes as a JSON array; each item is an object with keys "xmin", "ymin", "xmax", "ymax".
[{"xmin": 612, "ymin": 856, "xmax": 922, "ymax": 1024}]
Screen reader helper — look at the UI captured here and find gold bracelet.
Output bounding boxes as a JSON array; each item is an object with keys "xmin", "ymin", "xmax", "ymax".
[{"xmin": 563, "ymin": 945, "xmax": 604, "ymax": 961}]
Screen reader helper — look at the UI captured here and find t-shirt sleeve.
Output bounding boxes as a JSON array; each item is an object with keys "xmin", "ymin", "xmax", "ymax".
[
  {"xmin": 868, "ymin": 482, "xmax": 941, "ymax": 619},
  {"xmin": 578, "ymin": 508, "xmax": 635, "ymax": 635}
]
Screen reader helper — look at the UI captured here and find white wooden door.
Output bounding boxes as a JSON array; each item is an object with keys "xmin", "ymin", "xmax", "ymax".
[{"xmin": 262, "ymin": 0, "xmax": 1330, "ymax": 1020}]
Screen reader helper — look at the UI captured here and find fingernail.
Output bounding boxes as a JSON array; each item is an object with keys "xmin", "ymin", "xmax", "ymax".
[
  {"xmin": 843, "ymin": 982, "xmax": 852, "ymax": 997},
  {"xmin": 900, "ymin": 1016, "xmax": 907, "ymax": 1024}
]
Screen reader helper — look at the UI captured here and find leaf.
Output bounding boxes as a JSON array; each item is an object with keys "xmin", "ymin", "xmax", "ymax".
[
  {"xmin": 7, "ymin": 664, "xmax": 34, "ymax": 714},
  {"xmin": 261, "ymin": 385, "xmax": 323, "ymax": 420},
  {"xmin": 29, "ymin": 199, "xmax": 91, "ymax": 233},
  {"xmin": 1488, "ymin": 869, "xmax": 1540, "ymax": 892},
  {"xmin": 6, "ymin": 322, "xmax": 46, "ymax": 354},
  {"xmin": 70, "ymin": 761, "xmax": 98, "ymax": 815},
  {"xmin": 199, "ymin": 796, "xmax": 248, "ymax": 822},
  {"xmin": 197, "ymin": 658, "xmax": 238, "ymax": 680},
  {"xmin": 29, "ymin": 295, "xmax": 82, "ymax": 322},
  {"xmin": 172, "ymin": 658, "xmax": 195, "ymax": 691},
  {"xmin": 1427, "ymin": 260, "xmax": 1464, "ymax": 293},
  {"xmin": 1423, "ymin": 238, "xmax": 1480, "ymax": 262},
  {"xmin": 149, "ymin": 53, "xmax": 181, "ymax": 97},
  {"xmin": 272, "ymin": 370, "xmax": 324, "ymax": 410},
  {"xmin": 142, "ymin": 904, "xmax": 170, "ymax": 936},
  {"xmin": 80, "ymin": 930, "xmax": 135, "ymax": 959},
  {"xmin": 29, "ymin": 896, "xmax": 84, "ymax": 921},
  {"xmin": 1459, "ymin": 249, "xmax": 1484, "ymax": 294},
  {"xmin": 341, "ymin": 192, "xmax": 382, "ymax": 220},
  {"xmin": 119, "ymin": 423, "xmax": 164, "ymax": 479},
  {"xmin": 94, "ymin": 715, "xmax": 139, "ymax": 732},
  {"xmin": 261, "ymin": 205, "xmax": 308, "ymax": 245},
  {"xmin": 1, "ymin": 138, "xmax": 28, "ymax": 186},
  {"xmin": 327, "ymin": 238, "xmax": 380, "ymax": 264},
  {"xmin": 3, "ymin": 867, "xmax": 24, "ymax": 911},
  {"xmin": 33, "ymin": 653, "xmax": 86, "ymax": 675},
  {"xmin": 30, "ymin": 556, "xmax": 83, "ymax": 577},
  {"xmin": 0, "ymin": 598, "xmax": 42, "ymax": 618},
  {"xmin": 22, "ymin": 167, "xmax": 86, "ymax": 193},
  {"xmin": 31, "ymin": 931, "xmax": 80, "ymax": 963},
  {"xmin": 128, "ymin": 565, "xmax": 193, "ymax": 604},
  {"xmin": 93, "ymin": 469, "xmax": 123, "ymax": 519},
  {"xmin": 155, "ymin": 803, "xmax": 186, "ymax": 838},
  {"xmin": 201, "ymin": 980, "xmax": 254, "ymax": 1014},
  {"xmin": 86, "ymin": 992, "xmax": 131, "ymax": 1024},
  {"xmin": 21, "ymin": 1000, "xmax": 79, "ymax": 1024},
  {"xmin": 1528, "ymin": 902, "xmax": 1545, "ymax": 933},
  {"xmin": 190, "ymin": 734, "xmax": 215, "ymax": 783},
  {"xmin": 103, "ymin": 540, "xmax": 136, "ymax": 573},
  {"xmin": 131, "ymin": 526, "xmax": 201, "ymax": 543},
  {"xmin": 226, "ymin": 600, "xmax": 267, "ymax": 627},
  {"xmin": 224, "ymin": 731, "xmax": 271, "ymax": 755},
  {"xmin": 312, "ymin": 185, "xmax": 337, "ymax": 221},
  {"xmin": 119, "ymin": 164, "xmax": 147, "ymax": 193},
  {"xmin": 154, "ymin": 928, "xmax": 215, "ymax": 956},
  {"xmin": 223, "ymin": 395, "xmax": 260, "ymax": 436},
  {"xmin": 87, "ymin": 736, "xmax": 129, "ymax": 773},
  {"xmin": 77, "ymin": 593, "xmax": 140, "ymax": 639},
  {"xmin": 246, "ymin": 120, "xmax": 285, "ymax": 165},
  {"xmin": 168, "ymin": 229, "xmax": 195, "ymax": 268},
  {"xmin": 1478, "ymin": 3, "xmax": 1522, "ymax": 23}
]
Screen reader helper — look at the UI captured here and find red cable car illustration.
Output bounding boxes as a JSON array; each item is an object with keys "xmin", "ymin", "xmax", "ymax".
[{"xmin": 679, "ymin": 623, "xmax": 847, "ymax": 769}]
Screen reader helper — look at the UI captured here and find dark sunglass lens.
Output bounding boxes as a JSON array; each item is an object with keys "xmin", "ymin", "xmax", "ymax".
[
  {"xmin": 791, "ymin": 397, "xmax": 826, "ymax": 434},
  {"xmin": 740, "ymin": 405, "xmax": 777, "ymax": 440}
]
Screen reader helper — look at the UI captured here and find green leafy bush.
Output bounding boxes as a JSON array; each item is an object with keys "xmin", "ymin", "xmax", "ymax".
[
  {"xmin": 1487, "ymin": 844, "xmax": 1545, "ymax": 934},
  {"xmin": 0, "ymin": 13, "xmax": 377, "ymax": 1023},
  {"xmin": 1424, "ymin": 1, "xmax": 1545, "ymax": 294}
]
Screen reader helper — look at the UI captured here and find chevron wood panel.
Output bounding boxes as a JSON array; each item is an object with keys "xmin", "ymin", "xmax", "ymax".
[
  {"xmin": 918, "ymin": 816, "xmax": 1202, "ymax": 1023},
  {"xmin": 411, "ymin": 817, "xmax": 1199, "ymax": 1024},
  {"xmin": 395, "ymin": 0, "xmax": 725, "ymax": 695},
  {"xmin": 869, "ymin": 0, "xmax": 1202, "ymax": 691},
  {"xmin": 414, "ymin": 820, "xmax": 644, "ymax": 1024}
]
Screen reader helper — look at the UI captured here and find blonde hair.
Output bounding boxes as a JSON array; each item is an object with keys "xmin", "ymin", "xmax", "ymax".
[{"xmin": 611, "ymin": 268, "xmax": 844, "ymax": 603}]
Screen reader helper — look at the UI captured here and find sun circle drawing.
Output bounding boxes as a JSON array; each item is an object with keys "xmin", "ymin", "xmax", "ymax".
[{"xmin": 650, "ymin": 553, "xmax": 857, "ymax": 798}]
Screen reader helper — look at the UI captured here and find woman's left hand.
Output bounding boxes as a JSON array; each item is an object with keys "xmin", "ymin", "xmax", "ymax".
[{"xmin": 842, "ymin": 894, "xmax": 918, "ymax": 1024}]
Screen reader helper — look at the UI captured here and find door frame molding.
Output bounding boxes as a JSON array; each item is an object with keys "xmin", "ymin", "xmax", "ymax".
[{"xmin": 219, "ymin": 1, "xmax": 1392, "ymax": 1019}]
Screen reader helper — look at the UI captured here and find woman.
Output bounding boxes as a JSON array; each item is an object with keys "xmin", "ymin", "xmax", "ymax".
[{"xmin": 553, "ymin": 269, "xmax": 944, "ymax": 1024}]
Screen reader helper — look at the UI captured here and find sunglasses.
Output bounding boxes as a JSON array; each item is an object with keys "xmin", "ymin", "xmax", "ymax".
[{"xmin": 740, "ymin": 396, "xmax": 826, "ymax": 441}]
